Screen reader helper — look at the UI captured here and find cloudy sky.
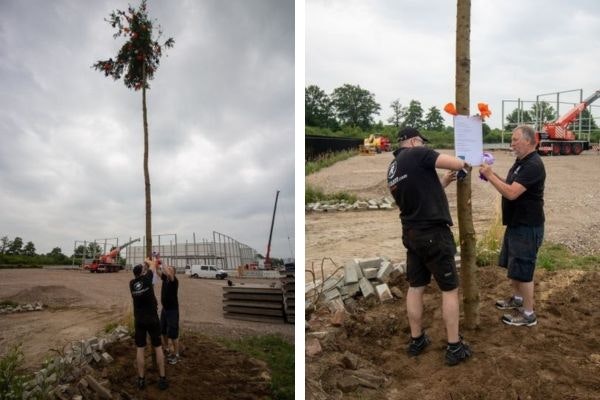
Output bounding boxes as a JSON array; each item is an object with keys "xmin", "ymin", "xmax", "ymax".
[
  {"xmin": 0, "ymin": 0, "xmax": 295, "ymax": 258},
  {"xmin": 306, "ymin": 0, "xmax": 600, "ymax": 130}
]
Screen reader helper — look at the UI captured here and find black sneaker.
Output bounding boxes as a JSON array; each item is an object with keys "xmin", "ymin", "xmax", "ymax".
[
  {"xmin": 137, "ymin": 376, "xmax": 146, "ymax": 390},
  {"xmin": 445, "ymin": 340, "xmax": 472, "ymax": 366},
  {"xmin": 407, "ymin": 332, "xmax": 431, "ymax": 356},
  {"xmin": 158, "ymin": 376, "xmax": 168, "ymax": 391}
]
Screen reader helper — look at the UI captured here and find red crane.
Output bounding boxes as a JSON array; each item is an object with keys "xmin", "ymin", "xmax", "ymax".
[
  {"xmin": 264, "ymin": 190, "xmax": 280, "ymax": 270},
  {"xmin": 537, "ymin": 89, "xmax": 600, "ymax": 156}
]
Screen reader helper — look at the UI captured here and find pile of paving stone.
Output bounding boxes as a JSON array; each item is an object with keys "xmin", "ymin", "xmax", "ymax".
[
  {"xmin": 0, "ymin": 301, "xmax": 44, "ymax": 314},
  {"xmin": 21, "ymin": 326, "xmax": 130, "ymax": 400},
  {"xmin": 306, "ymin": 257, "xmax": 406, "ymax": 317},
  {"xmin": 305, "ymin": 197, "xmax": 396, "ymax": 212}
]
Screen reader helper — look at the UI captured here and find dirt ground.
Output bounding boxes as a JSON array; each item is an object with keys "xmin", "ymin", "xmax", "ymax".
[
  {"xmin": 0, "ymin": 268, "xmax": 293, "ymax": 396},
  {"xmin": 305, "ymin": 149, "xmax": 600, "ymax": 399},
  {"xmin": 104, "ymin": 332, "xmax": 273, "ymax": 400}
]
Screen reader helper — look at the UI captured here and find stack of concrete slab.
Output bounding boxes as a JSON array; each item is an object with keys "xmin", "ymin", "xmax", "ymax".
[
  {"xmin": 280, "ymin": 270, "xmax": 295, "ymax": 324},
  {"xmin": 223, "ymin": 284, "xmax": 285, "ymax": 324},
  {"xmin": 306, "ymin": 257, "xmax": 406, "ymax": 314},
  {"xmin": 306, "ymin": 197, "xmax": 396, "ymax": 213}
]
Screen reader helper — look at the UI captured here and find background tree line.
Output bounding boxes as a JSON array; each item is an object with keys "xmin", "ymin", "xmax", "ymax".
[
  {"xmin": 306, "ymin": 84, "xmax": 600, "ymax": 144},
  {"xmin": 0, "ymin": 235, "xmax": 123, "ymax": 266}
]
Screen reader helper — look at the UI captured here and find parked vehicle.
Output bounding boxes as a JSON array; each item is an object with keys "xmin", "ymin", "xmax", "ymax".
[
  {"xmin": 186, "ymin": 264, "xmax": 228, "ymax": 280},
  {"xmin": 84, "ymin": 238, "xmax": 140, "ymax": 273},
  {"xmin": 537, "ymin": 89, "xmax": 600, "ymax": 156}
]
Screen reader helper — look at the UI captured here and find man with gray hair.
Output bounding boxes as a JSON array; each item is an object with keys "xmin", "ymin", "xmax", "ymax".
[{"xmin": 479, "ymin": 125, "xmax": 546, "ymax": 327}]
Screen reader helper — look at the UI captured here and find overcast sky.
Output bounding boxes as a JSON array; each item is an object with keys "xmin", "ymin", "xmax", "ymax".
[
  {"xmin": 0, "ymin": 0, "xmax": 295, "ymax": 258},
  {"xmin": 306, "ymin": 0, "xmax": 600, "ymax": 130}
]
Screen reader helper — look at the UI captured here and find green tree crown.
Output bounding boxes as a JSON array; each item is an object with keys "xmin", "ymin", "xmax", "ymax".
[{"xmin": 92, "ymin": 0, "xmax": 174, "ymax": 90}]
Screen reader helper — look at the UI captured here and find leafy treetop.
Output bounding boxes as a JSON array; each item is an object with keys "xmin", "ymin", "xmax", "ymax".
[{"xmin": 92, "ymin": 0, "xmax": 174, "ymax": 91}]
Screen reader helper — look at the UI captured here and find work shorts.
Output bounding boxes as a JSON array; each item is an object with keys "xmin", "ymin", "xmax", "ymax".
[
  {"xmin": 160, "ymin": 308, "xmax": 180, "ymax": 339},
  {"xmin": 499, "ymin": 225, "xmax": 544, "ymax": 282},
  {"xmin": 134, "ymin": 313, "xmax": 162, "ymax": 348},
  {"xmin": 402, "ymin": 225, "xmax": 458, "ymax": 291}
]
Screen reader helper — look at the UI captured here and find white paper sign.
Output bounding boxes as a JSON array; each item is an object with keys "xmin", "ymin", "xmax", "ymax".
[{"xmin": 454, "ymin": 115, "xmax": 483, "ymax": 166}]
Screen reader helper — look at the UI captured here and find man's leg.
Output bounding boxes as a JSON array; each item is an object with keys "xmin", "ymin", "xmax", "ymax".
[
  {"xmin": 136, "ymin": 347, "xmax": 145, "ymax": 377},
  {"xmin": 406, "ymin": 286, "xmax": 425, "ymax": 337},
  {"xmin": 172, "ymin": 338, "xmax": 179, "ymax": 356},
  {"xmin": 155, "ymin": 346, "xmax": 166, "ymax": 377},
  {"xmin": 441, "ymin": 288, "xmax": 460, "ymax": 344},
  {"xmin": 161, "ymin": 335, "xmax": 169, "ymax": 353},
  {"xmin": 518, "ymin": 280, "xmax": 535, "ymax": 312}
]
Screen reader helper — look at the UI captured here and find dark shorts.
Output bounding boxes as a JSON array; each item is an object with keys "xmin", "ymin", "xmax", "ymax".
[
  {"xmin": 499, "ymin": 225, "xmax": 544, "ymax": 282},
  {"xmin": 134, "ymin": 313, "xmax": 162, "ymax": 348},
  {"xmin": 402, "ymin": 225, "xmax": 458, "ymax": 291},
  {"xmin": 160, "ymin": 308, "xmax": 180, "ymax": 339}
]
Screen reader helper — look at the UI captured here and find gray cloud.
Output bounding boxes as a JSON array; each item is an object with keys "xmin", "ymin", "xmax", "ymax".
[
  {"xmin": 0, "ymin": 0, "xmax": 295, "ymax": 259},
  {"xmin": 307, "ymin": 0, "xmax": 600, "ymax": 130}
]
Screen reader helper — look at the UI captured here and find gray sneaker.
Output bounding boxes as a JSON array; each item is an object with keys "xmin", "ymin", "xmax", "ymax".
[
  {"xmin": 502, "ymin": 310, "xmax": 537, "ymax": 326},
  {"xmin": 495, "ymin": 296, "xmax": 523, "ymax": 310}
]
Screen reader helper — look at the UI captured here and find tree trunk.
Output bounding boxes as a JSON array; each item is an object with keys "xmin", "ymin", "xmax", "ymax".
[
  {"xmin": 455, "ymin": 0, "xmax": 479, "ymax": 329},
  {"xmin": 142, "ymin": 65, "xmax": 152, "ymax": 258}
]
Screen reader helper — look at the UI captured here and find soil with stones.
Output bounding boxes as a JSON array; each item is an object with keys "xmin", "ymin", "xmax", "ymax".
[
  {"xmin": 305, "ymin": 150, "xmax": 600, "ymax": 399},
  {"xmin": 0, "ymin": 268, "xmax": 293, "ymax": 399}
]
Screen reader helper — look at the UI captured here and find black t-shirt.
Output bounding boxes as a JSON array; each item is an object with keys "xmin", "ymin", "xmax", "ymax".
[
  {"xmin": 387, "ymin": 146, "xmax": 452, "ymax": 229},
  {"xmin": 129, "ymin": 272, "xmax": 158, "ymax": 319},
  {"xmin": 160, "ymin": 274, "xmax": 179, "ymax": 310},
  {"xmin": 502, "ymin": 152, "xmax": 546, "ymax": 227}
]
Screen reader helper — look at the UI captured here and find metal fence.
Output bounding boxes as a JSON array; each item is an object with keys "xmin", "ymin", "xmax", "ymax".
[
  {"xmin": 305, "ymin": 135, "xmax": 362, "ymax": 160},
  {"xmin": 125, "ymin": 231, "xmax": 258, "ymax": 271}
]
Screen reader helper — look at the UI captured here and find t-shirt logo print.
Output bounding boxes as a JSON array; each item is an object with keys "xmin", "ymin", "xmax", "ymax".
[
  {"xmin": 134, "ymin": 281, "xmax": 143, "ymax": 291},
  {"xmin": 388, "ymin": 161, "xmax": 397, "ymax": 179}
]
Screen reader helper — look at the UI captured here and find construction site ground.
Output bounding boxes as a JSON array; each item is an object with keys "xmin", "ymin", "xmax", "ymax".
[
  {"xmin": 305, "ymin": 149, "xmax": 600, "ymax": 399},
  {"xmin": 0, "ymin": 269, "xmax": 293, "ymax": 398}
]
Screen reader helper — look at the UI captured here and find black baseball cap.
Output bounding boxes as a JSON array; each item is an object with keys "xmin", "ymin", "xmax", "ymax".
[
  {"xmin": 133, "ymin": 264, "xmax": 143, "ymax": 277},
  {"xmin": 397, "ymin": 127, "xmax": 429, "ymax": 143}
]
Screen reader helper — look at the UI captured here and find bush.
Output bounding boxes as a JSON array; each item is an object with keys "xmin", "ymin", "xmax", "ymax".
[{"xmin": 0, "ymin": 345, "xmax": 27, "ymax": 400}]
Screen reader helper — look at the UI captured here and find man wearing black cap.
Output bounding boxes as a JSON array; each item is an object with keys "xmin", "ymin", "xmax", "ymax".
[
  {"xmin": 130, "ymin": 257, "xmax": 168, "ymax": 390},
  {"xmin": 387, "ymin": 126, "xmax": 472, "ymax": 366}
]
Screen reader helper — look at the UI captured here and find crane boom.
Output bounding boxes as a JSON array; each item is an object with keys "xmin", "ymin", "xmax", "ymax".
[{"xmin": 537, "ymin": 89, "xmax": 599, "ymax": 156}]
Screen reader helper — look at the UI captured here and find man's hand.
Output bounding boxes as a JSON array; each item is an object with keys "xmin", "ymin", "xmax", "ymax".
[
  {"xmin": 479, "ymin": 163, "xmax": 493, "ymax": 180},
  {"xmin": 441, "ymin": 170, "xmax": 457, "ymax": 188},
  {"xmin": 144, "ymin": 257, "xmax": 158, "ymax": 269}
]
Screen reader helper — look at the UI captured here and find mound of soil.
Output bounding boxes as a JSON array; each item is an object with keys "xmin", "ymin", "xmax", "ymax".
[
  {"xmin": 306, "ymin": 267, "xmax": 600, "ymax": 400},
  {"xmin": 8, "ymin": 285, "xmax": 84, "ymax": 308},
  {"xmin": 104, "ymin": 333, "xmax": 273, "ymax": 399}
]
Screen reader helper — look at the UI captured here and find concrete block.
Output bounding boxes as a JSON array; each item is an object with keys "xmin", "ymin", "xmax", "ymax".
[
  {"xmin": 327, "ymin": 297, "xmax": 346, "ymax": 313},
  {"xmin": 343, "ymin": 260, "xmax": 360, "ymax": 283},
  {"xmin": 92, "ymin": 352, "xmax": 102, "ymax": 363},
  {"xmin": 362, "ymin": 268, "xmax": 378, "ymax": 280},
  {"xmin": 358, "ymin": 277, "xmax": 375, "ymax": 299},
  {"xmin": 390, "ymin": 287, "xmax": 404, "ymax": 299},
  {"xmin": 375, "ymin": 284, "xmax": 393, "ymax": 302},
  {"xmin": 324, "ymin": 288, "xmax": 341, "ymax": 302},
  {"xmin": 376, "ymin": 261, "xmax": 393, "ymax": 282},
  {"xmin": 356, "ymin": 257, "xmax": 383, "ymax": 270},
  {"xmin": 340, "ymin": 282, "xmax": 360, "ymax": 298}
]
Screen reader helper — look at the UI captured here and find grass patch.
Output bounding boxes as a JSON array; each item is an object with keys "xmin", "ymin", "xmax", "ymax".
[
  {"xmin": 0, "ymin": 300, "xmax": 19, "ymax": 308},
  {"xmin": 0, "ymin": 345, "xmax": 27, "ymax": 400},
  {"xmin": 537, "ymin": 243, "xmax": 600, "ymax": 271},
  {"xmin": 475, "ymin": 202, "xmax": 600, "ymax": 271},
  {"xmin": 104, "ymin": 321, "xmax": 119, "ymax": 334},
  {"xmin": 476, "ymin": 200, "xmax": 505, "ymax": 267},
  {"xmin": 219, "ymin": 335, "xmax": 294, "ymax": 400},
  {"xmin": 306, "ymin": 149, "xmax": 357, "ymax": 175},
  {"xmin": 305, "ymin": 184, "xmax": 357, "ymax": 204}
]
